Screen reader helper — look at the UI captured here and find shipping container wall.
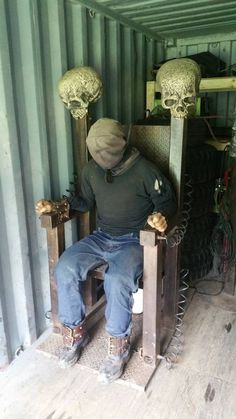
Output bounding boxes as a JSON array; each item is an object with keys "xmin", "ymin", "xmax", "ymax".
[
  {"xmin": 165, "ymin": 32, "xmax": 236, "ymax": 127},
  {"xmin": 0, "ymin": 0, "xmax": 163, "ymax": 366}
]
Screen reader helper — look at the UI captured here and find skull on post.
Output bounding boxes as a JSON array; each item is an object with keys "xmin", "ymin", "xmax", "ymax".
[
  {"xmin": 58, "ymin": 66, "xmax": 103, "ymax": 119},
  {"xmin": 156, "ymin": 58, "xmax": 201, "ymax": 119}
]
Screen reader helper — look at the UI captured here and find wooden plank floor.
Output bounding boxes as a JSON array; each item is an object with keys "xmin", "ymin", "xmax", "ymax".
[{"xmin": 0, "ymin": 290, "xmax": 236, "ymax": 419}]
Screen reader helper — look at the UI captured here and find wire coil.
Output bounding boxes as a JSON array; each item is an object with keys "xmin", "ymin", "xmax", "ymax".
[
  {"xmin": 157, "ymin": 176, "xmax": 192, "ymax": 366},
  {"xmin": 159, "ymin": 269, "xmax": 190, "ymax": 368},
  {"xmin": 167, "ymin": 174, "xmax": 193, "ymax": 247}
]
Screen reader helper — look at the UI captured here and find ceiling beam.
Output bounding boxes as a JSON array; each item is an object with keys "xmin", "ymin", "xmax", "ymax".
[{"xmin": 72, "ymin": 0, "xmax": 164, "ymax": 41}]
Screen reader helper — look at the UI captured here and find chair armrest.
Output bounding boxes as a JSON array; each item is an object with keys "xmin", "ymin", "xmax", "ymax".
[
  {"xmin": 140, "ymin": 213, "xmax": 178, "ymax": 247},
  {"xmin": 39, "ymin": 209, "xmax": 81, "ymax": 229}
]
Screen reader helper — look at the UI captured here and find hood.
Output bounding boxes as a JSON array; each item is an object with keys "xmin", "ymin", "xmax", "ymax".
[{"xmin": 86, "ymin": 118, "xmax": 126, "ymax": 169}]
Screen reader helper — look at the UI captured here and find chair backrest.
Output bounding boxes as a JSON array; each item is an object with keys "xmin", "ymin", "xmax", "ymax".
[
  {"xmin": 130, "ymin": 119, "xmax": 188, "ymax": 216},
  {"xmin": 130, "ymin": 125, "xmax": 171, "ymax": 177}
]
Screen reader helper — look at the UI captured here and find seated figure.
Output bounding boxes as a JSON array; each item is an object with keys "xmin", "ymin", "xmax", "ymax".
[{"xmin": 53, "ymin": 118, "xmax": 177, "ymax": 384}]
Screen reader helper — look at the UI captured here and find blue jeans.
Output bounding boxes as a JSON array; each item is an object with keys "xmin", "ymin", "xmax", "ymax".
[{"xmin": 54, "ymin": 230, "xmax": 143, "ymax": 337}]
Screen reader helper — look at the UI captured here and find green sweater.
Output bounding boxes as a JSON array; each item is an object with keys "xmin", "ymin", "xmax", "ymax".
[{"xmin": 71, "ymin": 156, "xmax": 177, "ymax": 236}]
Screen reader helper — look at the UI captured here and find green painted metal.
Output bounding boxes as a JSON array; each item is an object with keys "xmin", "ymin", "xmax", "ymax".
[
  {"xmin": 0, "ymin": 0, "xmax": 37, "ymax": 365},
  {"xmin": 0, "ymin": 0, "xmax": 163, "ymax": 366},
  {"xmin": 64, "ymin": 1, "xmax": 163, "ymax": 123},
  {"xmin": 166, "ymin": 34, "xmax": 236, "ymax": 127},
  {"xmin": 0, "ymin": 0, "xmax": 236, "ymax": 367},
  {"xmin": 72, "ymin": 0, "xmax": 164, "ymax": 40},
  {"xmin": 90, "ymin": 0, "xmax": 236, "ymax": 40}
]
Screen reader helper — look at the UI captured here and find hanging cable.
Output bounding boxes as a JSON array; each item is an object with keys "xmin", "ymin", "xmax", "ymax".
[
  {"xmin": 190, "ymin": 278, "xmax": 224, "ymax": 296},
  {"xmin": 210, "ymin": 196, "xmax": 236, "ymax": 274},
  {"xmin": 211, "ymin": 141, "xmax": 235, "ymax": 273}
]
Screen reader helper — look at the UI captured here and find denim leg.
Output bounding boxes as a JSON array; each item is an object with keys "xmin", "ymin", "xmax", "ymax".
[
  {"xmin": 54, "ymin": 233, "xmax": 106, "ymax": 327},
  {"xmin": 103, "ymin": 236, "xmax": 143, "ymax": 337}
]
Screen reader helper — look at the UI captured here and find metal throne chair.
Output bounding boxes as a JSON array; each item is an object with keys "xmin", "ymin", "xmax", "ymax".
[{"xmin": 39, "ymin": 116, "xmax": 187, "ymax": 388}]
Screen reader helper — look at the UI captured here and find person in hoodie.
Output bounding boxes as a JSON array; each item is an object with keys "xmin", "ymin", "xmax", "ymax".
[{"xmin": 54, "ymin": 118, "xmax": 177, "ymax": 384}]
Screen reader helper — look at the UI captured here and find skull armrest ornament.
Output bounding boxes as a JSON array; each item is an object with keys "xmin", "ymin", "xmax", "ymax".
[
  {"xmin": 35, "ymin": 198, "xmax": 70, "ymax": 223},
  {"xmin": 58, "ymin": 66, "xmax": 103, "ymax": 119},
  {"xmin": 156, "ymin": 58, "xmax": 201, "ymax": 119}
]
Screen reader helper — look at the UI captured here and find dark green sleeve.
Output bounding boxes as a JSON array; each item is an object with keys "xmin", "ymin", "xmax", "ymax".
[
  {"xmin": 69, "ymin": 165, "xmax": 95, "ymax": 212},
  {"xmin": 144, "ymin": 163, "xmax": 177, "ymax": 219}
]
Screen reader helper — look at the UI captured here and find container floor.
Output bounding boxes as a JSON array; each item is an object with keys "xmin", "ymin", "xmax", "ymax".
[{"xmin": 1, "ymin": 287, "xmax": 236, "ymax": 419}]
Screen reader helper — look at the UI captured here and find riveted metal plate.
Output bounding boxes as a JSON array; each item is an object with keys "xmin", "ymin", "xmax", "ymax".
[
  {"xmin": 130, "ymin": 125, "xmax": 171, "ymax": 177},
  {"xmin": 37, "ymin": 314, "xmax": 156, "ymax": 390}
]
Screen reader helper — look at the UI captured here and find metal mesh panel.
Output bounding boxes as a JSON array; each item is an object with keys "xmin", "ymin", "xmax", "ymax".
[{"xmin": 130, "ymin": 125, "xmax": 171, "ymax": 176}]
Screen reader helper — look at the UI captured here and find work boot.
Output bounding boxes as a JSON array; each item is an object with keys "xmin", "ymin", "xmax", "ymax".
[
  {"xmin": 59, "ymin": 321, "xmax": 89, "ymax": 368},
  {"xmin": 99, "ymin": 335, "xmax": 131, "ymax": 384}
]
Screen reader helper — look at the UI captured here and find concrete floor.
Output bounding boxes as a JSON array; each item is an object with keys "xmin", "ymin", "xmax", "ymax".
[{"xmin": 0, "ymin": 289, "xmax": 236, "ymax": 419}]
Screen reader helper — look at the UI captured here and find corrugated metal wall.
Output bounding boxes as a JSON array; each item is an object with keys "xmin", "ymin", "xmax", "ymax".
[
  {"xmin": 0, "ymin": 0, "xmax": 163, "ymax": 366},
  {"xmin": 1, "ymin": 0, "xmax": 236, "ymax": 368},
  {"xmin": 165, "ymin": 32, "xmax": 236, "ymax": 127}
]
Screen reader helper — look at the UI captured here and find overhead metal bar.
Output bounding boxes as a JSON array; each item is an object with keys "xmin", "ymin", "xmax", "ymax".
[
  {"xmin": 148, "ymin": 13, "xmax": 236, "ymax": 31},
  {"xmin": 132, "ymin": 6, "xmax": 236, "ymax": 24},
  {"xmin": 102, "ymin": 0, "xmax": 232, "ymax": 14},
  {"xmin": 155, "ymin": 20, "xmax": 236, "ymax": 35},
  {"xmin": 119, "ymin": 0, "xmax": 236, "ymax": 17},
  {"xmin": 89, "ymin": 0, "xmax": 236, "ymax": 40}
]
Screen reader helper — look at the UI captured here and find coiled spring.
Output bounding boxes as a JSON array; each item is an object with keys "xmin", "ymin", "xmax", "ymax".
[
  {"xmin": 158, "ymin": 269, "xmax": 190, "ymax": 368},
  {"xmin": 167, "ymin": 174, "xmax": 193, "ymax": 247}
]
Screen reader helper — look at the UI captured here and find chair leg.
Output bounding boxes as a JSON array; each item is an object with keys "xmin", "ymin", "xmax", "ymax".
[
  {"xmin": 46, "ymin": 224, "xmax": 65, "ymax": 333},
  {"xmin": 162, "ymin": 246, "xmax": 180, "ymax": 333},
  {"xmin": 142, "ymin": 240, "xmax": 163, "ymax": 367},
  {"xmin": 83, "ymin": 275, "xmax": 98, "ymax": 308}
]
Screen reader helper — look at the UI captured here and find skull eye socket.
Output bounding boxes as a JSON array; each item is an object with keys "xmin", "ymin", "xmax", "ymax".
[
  {"xmin": 70, "ymin": 100, "xmax": 81, "ymax": 106},
  {"xmin": 164, "ymin": 99, "xmax": 177, "ymax": 107},
  {"xmin": 183, "ymin": 96, "xmax": 195, "ymax": 104}
]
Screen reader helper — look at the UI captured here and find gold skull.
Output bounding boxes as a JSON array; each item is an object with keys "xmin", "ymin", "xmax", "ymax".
[
  {"xmin": 157, "ymin": 58, "xmax": 201, "ymax": 119},
  {"xmin": 58, "ymin": 66, "xmax": 103, "ymax": 119}
]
